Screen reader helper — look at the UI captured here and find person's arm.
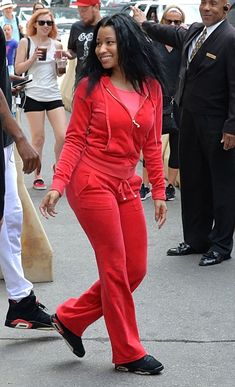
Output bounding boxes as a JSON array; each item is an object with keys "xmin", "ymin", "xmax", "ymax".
[
  {"xmin": 142, "ymin": 80, "xmax": 167, "ymax": 229},
  {"xmin": 54, "ymin": 40, "xmax": 75, "ymax": 60},
  {"xmin": 0, "ymin": 88, "xmax": 41, "ymax": 174},
  {"xmin": 40, "ymin": 79, "xmax": 91, "ymax": 218},
  {"xmin": 132, "ymin": 6, "xmax": 186, "ymax": 49},
  {"xmin": 15, "ymin": 37, "xmax": 40, "ymax": 75}
]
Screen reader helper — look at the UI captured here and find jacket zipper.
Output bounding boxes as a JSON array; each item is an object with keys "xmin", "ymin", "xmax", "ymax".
[{"xmin": 106, "ymin": 87, "xmax": 148, "ymax": 129}]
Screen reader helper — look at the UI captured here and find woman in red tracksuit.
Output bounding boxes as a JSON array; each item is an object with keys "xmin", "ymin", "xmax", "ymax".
[{"xmin": 40, "ymin": 13, "xmax": 167, "ymax": 375}]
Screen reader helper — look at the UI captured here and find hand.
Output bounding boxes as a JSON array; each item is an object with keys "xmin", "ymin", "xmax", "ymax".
[
  {"xmin": 10, "ymin": 75, "xmax": 26, "ymax": 95},
  {"xmin": 59, "ymin": 50, "xmax": 74, "ymax": 60},
  {"xmin": 221, "ymin": 132, "xmax": 235, "ymax": 150},
  {"xmin": 131, "ymin": 6, "xmax": 147, "ymax": 24},
  {"xmin": 11, "ymin": 85, "xmax": 24, "ymax": 96},
  {"xmin": 33, "ymin": 47, "xmax": 45, "ymax": 61},
  {"xmin": 39, "ymin": 190, "xmax": 61, "ymax": 219},
  {"xmin": 15, "ymin": 137, "xmax": 41, "ymax": 174},
  {"xmin": 154, "ymin": 199, "xmax": 167, "ymax": 229}
]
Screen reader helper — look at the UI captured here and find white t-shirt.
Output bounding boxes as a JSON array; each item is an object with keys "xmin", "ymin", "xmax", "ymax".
[{"xmin": 25, "ymin": 37, "xmax": 61, "ymax": 102}]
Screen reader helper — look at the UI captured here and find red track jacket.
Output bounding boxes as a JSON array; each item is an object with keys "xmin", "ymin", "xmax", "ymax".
[{"xmin": 51, "ymin": 75, "xmax": 165, "ymax": 200}]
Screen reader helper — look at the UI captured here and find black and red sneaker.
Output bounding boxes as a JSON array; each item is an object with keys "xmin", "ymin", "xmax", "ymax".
[
  {"xmin": 5, "ymin": 290, "xmax": 53, "ymax": 330},
  {"xmin": 51, "ymin": 314, "xmax": 85, "ymax": 358},
  {"xmin": 115, "ymin": 355, "xmax": 164, "ymax": 375}
]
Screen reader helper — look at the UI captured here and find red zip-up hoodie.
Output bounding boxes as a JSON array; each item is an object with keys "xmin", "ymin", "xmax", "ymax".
[{"xmin": 51, "ymin": 75, "xmax": 165, "ymax": 200}]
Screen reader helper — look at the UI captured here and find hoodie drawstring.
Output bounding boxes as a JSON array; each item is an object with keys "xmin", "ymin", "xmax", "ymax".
[{"xmin": 118, "ymin": 179, "xmax": 137, "ymax": 201}]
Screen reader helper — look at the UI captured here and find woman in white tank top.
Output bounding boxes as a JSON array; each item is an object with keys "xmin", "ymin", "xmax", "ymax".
[{"xmin": 15, "ymin": 9, "xmax": 67, "ymax": 190}]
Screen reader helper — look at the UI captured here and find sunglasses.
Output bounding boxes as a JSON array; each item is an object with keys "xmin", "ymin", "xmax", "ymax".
[
  {"xmin": 37, "ymin": 20, "xmax": 54, "ymax": 26},
  {"xmin": 164, "ymin": 18, "xmax": 182, "ymax": 26}
]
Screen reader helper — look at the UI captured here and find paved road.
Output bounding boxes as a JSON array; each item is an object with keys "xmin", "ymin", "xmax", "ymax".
[{"xmin": 0, "ymin": 111, "xmax": 234, "ymax": 387}]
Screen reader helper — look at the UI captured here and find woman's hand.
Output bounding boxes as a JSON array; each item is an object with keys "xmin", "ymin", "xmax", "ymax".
[
  {"xmin": 33, "ymin": 47, "xmax": 45, "ymax": 61},
  {"xmin": 154, "ymin": 199, "xmax": 167, "ymax": 229},
  {"xmin": 39, "ymin": 190, "xmax": 61, "ymax": 219}
]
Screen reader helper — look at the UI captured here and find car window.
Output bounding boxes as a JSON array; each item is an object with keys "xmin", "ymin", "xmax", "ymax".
[{"xmin": 146, "ymin": 6, "xmax": 159, "ymax": 21}]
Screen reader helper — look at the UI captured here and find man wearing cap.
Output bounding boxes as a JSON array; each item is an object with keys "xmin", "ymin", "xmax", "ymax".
[
  {"xmin": 0, "ymin": 0, "xmax": 22, "ymax": 43},
  {"xmin": 66, "ymin": 0, "xmax": 101, "ymax": 82}
]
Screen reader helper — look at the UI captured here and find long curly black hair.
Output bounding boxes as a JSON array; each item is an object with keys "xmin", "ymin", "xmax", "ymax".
[{"xmin": 77, "ymin": 13, "xmax": 166, "ymax": 95}]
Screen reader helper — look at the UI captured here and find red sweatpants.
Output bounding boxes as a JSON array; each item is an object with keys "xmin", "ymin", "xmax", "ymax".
[{"xmin": 57, "ymin": 161, "xmax": 148, "ymax": 364}]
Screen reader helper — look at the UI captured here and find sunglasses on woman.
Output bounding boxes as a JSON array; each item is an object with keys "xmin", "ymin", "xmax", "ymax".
[
  {"xmin": 37, "ymin": 20, "xmax": 54, "ymax": 26},
  {"xmin": 164, "ymin": 18, "xmax": 182, "ymax": 26}
]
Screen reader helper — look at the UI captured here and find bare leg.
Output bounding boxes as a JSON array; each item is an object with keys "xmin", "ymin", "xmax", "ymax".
[
  {"xmin": 142, "ymin": 166, "xmax": 150, "ymax": 187},
  {"xmin": 167, "ymin": 167, "xmax": 178, "ymax": 186},
  {"xmin": 25, "ymin": 111, "xmax": 45, "ymax": 180},
  {"xmin": 46, "ymin": 107, "xmax": 67, "ymax": 163}
]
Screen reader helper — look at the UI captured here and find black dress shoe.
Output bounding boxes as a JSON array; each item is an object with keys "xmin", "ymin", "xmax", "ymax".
[
  {"xmin": 199, "ymin": 251, "xmax": 231, "ymax": 266},
  {"xmin": 167, "ymin": 242, "xmax": 196, "ymax": 256}
]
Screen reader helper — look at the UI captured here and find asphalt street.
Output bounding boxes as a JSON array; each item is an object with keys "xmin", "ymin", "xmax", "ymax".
[{"xmin": 0, "ymin": 110, "xmax": 234, "ymax": 387}]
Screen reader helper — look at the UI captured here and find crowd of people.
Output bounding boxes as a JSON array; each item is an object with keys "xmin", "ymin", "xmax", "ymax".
[{"xmin": 0, "ymin": 0, "xmax": 235, "ymax": 377}]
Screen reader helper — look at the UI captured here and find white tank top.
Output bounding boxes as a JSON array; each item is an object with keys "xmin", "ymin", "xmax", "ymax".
[{"xmin": 25, "ymin": 38, "xmax": 61, "ymax": 102}]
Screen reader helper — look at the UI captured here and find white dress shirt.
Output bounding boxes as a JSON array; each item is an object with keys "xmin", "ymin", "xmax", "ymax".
[{"xmin": 188, "ymin": 19, "xmax": 226, "ymax": 61}]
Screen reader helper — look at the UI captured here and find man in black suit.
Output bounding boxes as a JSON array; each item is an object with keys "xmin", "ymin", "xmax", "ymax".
[{"xmin": 133, "ymin": 1, "xmax": 235, "ymax": 266}]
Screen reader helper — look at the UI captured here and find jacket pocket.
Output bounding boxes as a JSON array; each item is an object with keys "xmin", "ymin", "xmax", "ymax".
[{"xmin": 78, "ymin": 173, "xmax": 113, "ymax": 210}]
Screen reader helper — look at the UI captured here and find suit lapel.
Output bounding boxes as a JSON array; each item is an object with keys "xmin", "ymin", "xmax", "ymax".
[{"xmin": 189, "ymin": 20, "xmax": 227, "ymax": 67}]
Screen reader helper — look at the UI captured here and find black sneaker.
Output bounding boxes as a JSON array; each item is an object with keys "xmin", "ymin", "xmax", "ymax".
[
  {"xmin": 51, "ymin": 314, "xmax": 85, "ymax": 358},
  {"xmin": 140, "ymin": 184, "xmax": 151, "ymax": 201},
  {"xmin": 115, "ymin": 354, "xmax": 164, "ymax": 375},
  {"xmin": 166, "ymin": 184, "xmax": 175, "ymax": 201},
  {"xmin": 5, "ymin": 290, "xmax": 53, "ymax": 330}
]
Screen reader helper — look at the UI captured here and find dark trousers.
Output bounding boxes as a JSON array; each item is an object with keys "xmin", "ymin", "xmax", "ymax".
[
  {"xmin": 179, "ymin": 109, "xmax": 235, "ymax": 256},
  {"xmin": 168, "ymin": 130, "xmax": 179, "ymax": 169}
]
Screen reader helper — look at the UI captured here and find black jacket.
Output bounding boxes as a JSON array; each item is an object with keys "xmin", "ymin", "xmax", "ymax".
[{"xmin": 142, "ymin": 19, "xmax": 235, "ymax": 135}]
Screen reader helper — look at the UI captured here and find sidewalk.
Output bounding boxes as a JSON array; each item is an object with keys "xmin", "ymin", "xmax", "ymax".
[{"xmin": 0, "ymin": 112, "xmax": 234, "ymax": 387}]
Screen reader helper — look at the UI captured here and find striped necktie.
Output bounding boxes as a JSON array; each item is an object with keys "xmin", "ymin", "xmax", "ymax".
[{"xmin": 190, "ymin": 27, "xmax": 207, "ymax": 61}]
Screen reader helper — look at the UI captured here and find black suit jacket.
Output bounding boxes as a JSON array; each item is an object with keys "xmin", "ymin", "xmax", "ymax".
[{"xmin": 142, "ymin": 19, "xmax": 235, "ymax": 135}]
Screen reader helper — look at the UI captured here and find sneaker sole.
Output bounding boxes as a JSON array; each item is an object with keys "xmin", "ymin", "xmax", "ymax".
[
  {"xmin": 115, "ymin": 364, "xmax": 164, "ymax": 375},
  {"xmin": 51, "ymin": 317, "xmax": 85, "ymax": 358},
  {"xmin": 33, "ymin": 186, "xmax": 47, "ymax": 190},
  {"xmin": 140, "ymin": 193, "xmax": 152, "ymax": 201},
  {"xmin": 5, "ymin": 319, "xmax": 53, "ymax": 330}
]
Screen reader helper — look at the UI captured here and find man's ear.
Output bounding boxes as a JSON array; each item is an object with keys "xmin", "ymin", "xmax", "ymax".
[{"xmin": 223, "ymin": 4, "xmax": 230, "ymax": 13}]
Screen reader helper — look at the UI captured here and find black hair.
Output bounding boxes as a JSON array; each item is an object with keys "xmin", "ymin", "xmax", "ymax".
[{"xmin": 77, "ymin": 13, "xmax": 165, "ymax": 95}]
